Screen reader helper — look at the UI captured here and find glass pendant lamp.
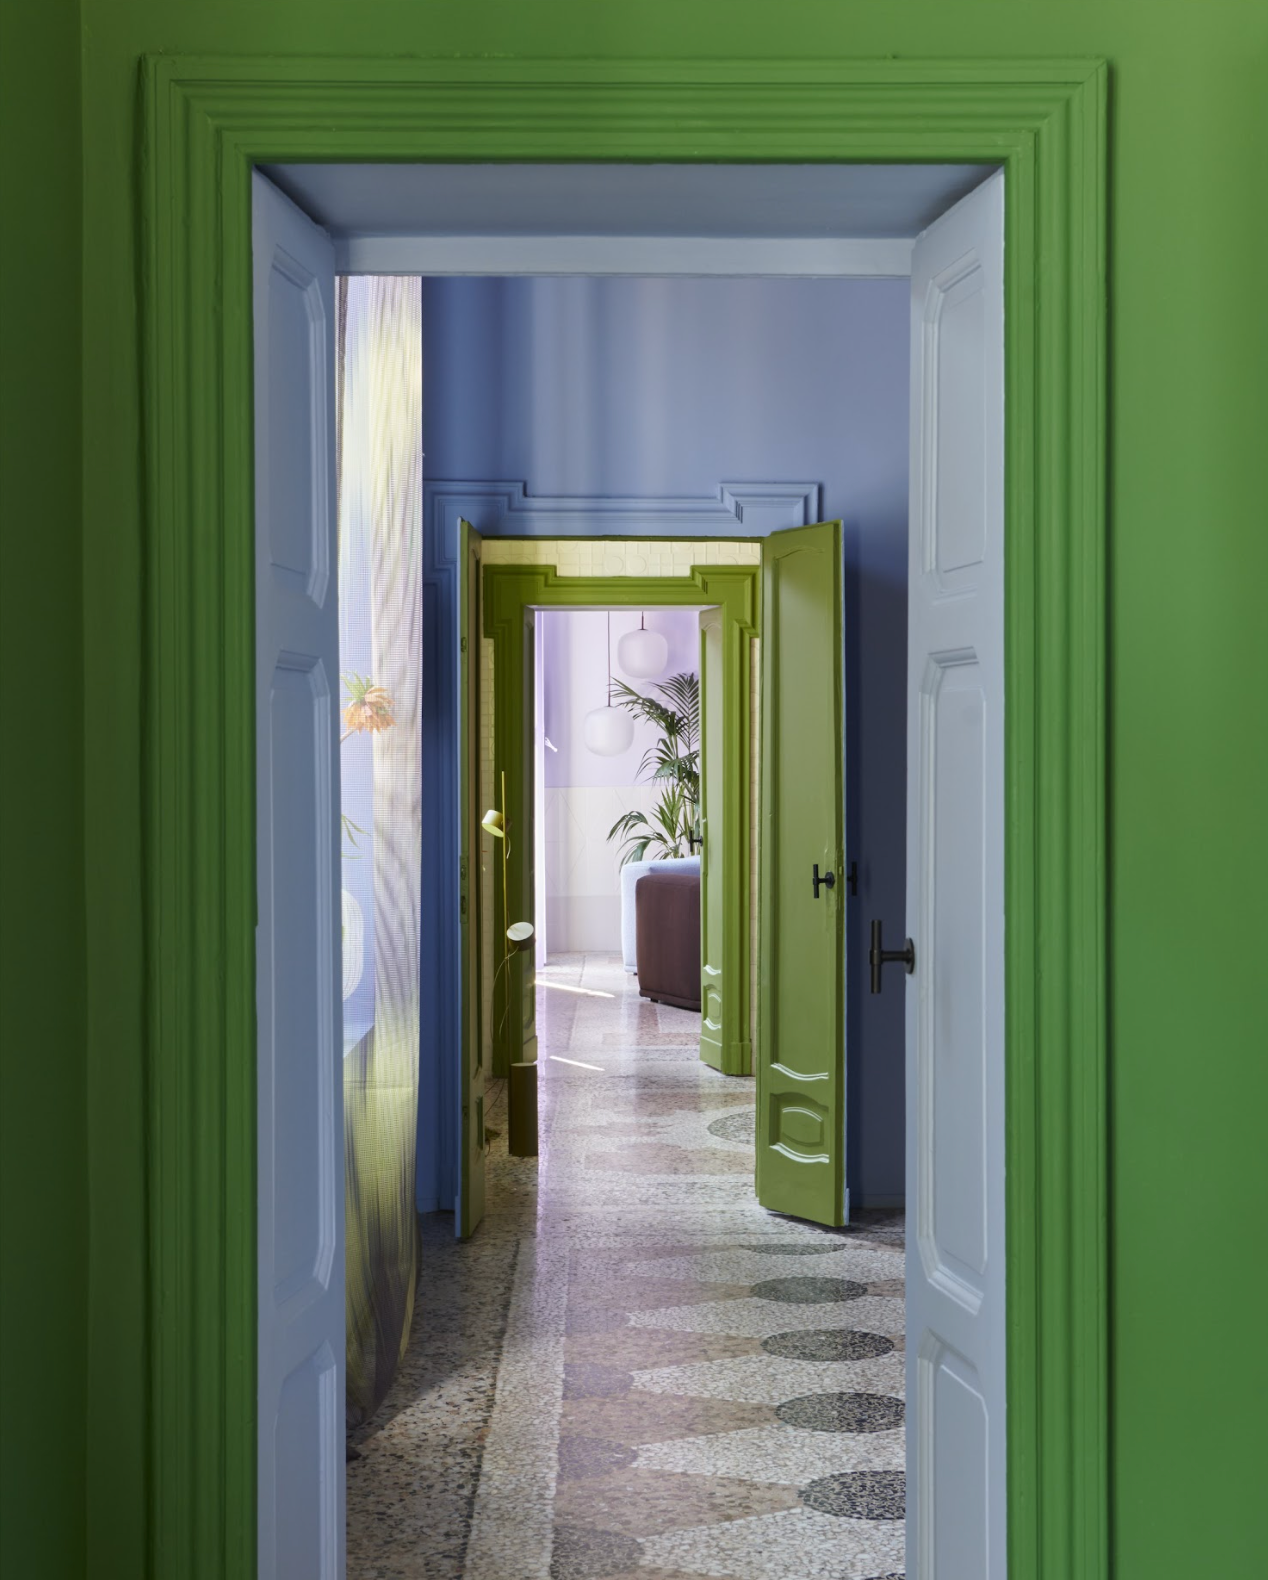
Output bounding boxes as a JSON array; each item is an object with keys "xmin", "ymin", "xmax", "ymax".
[
  {"xmin": 617, "ymin": 611, "xmax": 669, "ymax": 679},
  {"xmin": 583, "ymin": 612, "xmax": 635, "ymax": 756}
]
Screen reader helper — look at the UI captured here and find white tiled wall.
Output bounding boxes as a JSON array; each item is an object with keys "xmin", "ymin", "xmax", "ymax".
[{"xmin": 543, "ymin": 783, "xmax": 660, "ymax": 953}]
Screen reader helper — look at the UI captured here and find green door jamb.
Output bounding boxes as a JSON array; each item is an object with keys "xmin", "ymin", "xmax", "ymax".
[
  {"xmin": 698, "ymin": 605, "xmax": 729, "ymax": 1071},
  {"xmin": 482, "ymin": 558, "xmax": 758, "ymax": 1078}
]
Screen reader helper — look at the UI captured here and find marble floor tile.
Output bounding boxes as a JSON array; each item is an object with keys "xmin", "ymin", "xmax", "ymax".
[
  {"xmin": 642, "ymin": 1505, "xmax": 905, "ymax": 1580},
  {"xmin": 565, "ymin": 1328, "xmax": 766, "ymax": 1370},
  {"xmin": 634, "ymin": 1424, "xmax": 907, "ymax": 1486},
  {"xmin": 567, "ymin": 1277, "xmax": 755, "ymax": 1311},
  {"xmin": 553, "ymin": 1467, "xmax": 802, "ymax": 1537},
  {"xmin": 630, "ymin": 1351, "xmax": 907, "ymax": 1404},
  {"xmin": 629, "ymin": 1294, "xmax": 907, "ymax": 1340},
  {"xmin": 347, "ymin": 952, "xmax": 907, "ymax": 1580},
  {"xmin": 562, "ymin": 1390, "xmax": 779, "ymax": 1445},
  {"xmin": 621, "ymin": 1246, "xmax": 904, "ymax": 1284}
]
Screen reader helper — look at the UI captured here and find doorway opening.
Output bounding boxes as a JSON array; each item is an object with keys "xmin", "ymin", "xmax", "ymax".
[
  {"xmin": 143, "ymin": 62, "xmax": 1109, "ymax": 1580},
  {"xmin": 269, "ymin": 206, "xmax": 990, "ymax": 1577},
  {"xmin": 535, "ymin": 603, "xmax": 713, "ymax": 1073},
  {"xmin": 244, "ymin": 147, "xmax": 1067, "ymax": 1580}
]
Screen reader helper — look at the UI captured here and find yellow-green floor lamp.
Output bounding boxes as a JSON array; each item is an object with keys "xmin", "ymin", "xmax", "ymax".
[{"xmin": 482, "ymin": 769, "xmax": 537, "ymax": 1155}]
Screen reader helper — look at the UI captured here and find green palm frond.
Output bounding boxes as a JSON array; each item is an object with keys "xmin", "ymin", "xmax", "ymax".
[{"xmin": 605, "ymin": 668, "xmax": 702, "ymax": 863}]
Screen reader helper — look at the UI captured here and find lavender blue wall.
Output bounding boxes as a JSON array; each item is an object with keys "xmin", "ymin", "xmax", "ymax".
[{"xmin": 422, "ymin": 273, "xmax": 909, "ymax": 1207}]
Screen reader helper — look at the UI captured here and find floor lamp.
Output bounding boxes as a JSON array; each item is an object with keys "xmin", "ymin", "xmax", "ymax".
[{"xmin": 482, "ymin": 769, "xmax": 537, "ymax": 1156}]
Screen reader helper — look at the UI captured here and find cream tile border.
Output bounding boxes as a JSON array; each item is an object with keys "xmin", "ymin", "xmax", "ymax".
[{"xmin": 480, "ymin": 536, "xmax": 760, "ymax": 574}]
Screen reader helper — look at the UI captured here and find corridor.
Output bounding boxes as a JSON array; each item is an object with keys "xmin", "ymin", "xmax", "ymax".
[{"xmin": 348, "ymin": 954, "xmax": 906, "ymax": 1580}]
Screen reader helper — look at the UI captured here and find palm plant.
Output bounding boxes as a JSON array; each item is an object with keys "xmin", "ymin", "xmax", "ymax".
[{"xmin": 606, "ymin": 671, "xmax": 701, "ymax": 865}]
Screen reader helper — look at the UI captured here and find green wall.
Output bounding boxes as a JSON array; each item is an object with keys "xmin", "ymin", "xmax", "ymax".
[
  {"xmin": 0, "ymin": 1, "xmax": 87, "ymax": 1576},
  {"xmin": 0, "ymin": 1, "xmax": 1259, "ymax": 1576}
]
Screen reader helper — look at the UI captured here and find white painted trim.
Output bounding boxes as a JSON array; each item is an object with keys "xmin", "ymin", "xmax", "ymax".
[{"xmin": 335, "ymin": 233, "xmax": 914, "ymax": 278}]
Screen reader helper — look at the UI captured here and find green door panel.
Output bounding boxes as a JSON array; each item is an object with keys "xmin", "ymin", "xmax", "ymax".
[
  {"xmin": 513, "ymin": 605, "xmax": 538, "ymax": 1068},
  {"xmin": 699, "ymin": 606, "xmax": 725, "ymax": 1070},
  {"xmin": 758, "ymin": 520, "xmax": 846, "ymax": 1227},
  {"xmin": 458, "ymin": 521, "xmax": 486, "ymax": 1238}
]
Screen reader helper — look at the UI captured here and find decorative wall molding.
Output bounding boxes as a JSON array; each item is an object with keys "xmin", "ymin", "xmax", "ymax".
[{"xmin": 426, "ymin": 478, "xmax": 821, "ymax": 552}]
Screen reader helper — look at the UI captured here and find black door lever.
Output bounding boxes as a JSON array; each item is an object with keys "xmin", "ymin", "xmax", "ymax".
[
  {"xmin": 869, "ymin": 919, "xmax": 915, "ymax": 993},
  {"xmin": 812, "ymin": 864, "xmax": 835, "ymax": 898}
]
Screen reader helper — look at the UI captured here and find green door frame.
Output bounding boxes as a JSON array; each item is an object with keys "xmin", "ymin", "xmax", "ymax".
[
  {"xmin": 138, "ymin": 54, "xmax": 1107, "ymax": 1580},
  {"xmin": 483, "ymin": 558, "xmax": 759, "ymax": 1080}
]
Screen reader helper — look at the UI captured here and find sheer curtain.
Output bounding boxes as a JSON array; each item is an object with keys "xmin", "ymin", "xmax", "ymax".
[{"xmin": 336, "ymin": 276, "xmax": 423, "ymax": 1426}]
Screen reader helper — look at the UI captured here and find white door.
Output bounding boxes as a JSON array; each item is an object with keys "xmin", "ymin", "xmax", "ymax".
[
  {"xmin": 905, "ymin": 168, "xmax": 1005, "ymax": 1578},
  {"xmin": 253, "ymin": 170, "xmax": 344, "ymax": 1580}
]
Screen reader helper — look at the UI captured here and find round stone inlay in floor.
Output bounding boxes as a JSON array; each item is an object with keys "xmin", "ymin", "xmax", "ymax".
[
  {"xmin": 749, "ymin": 1276, "xmax": 868, "ymax": 1304},
  {"xmin": 549, "ymin": 1524, "xmax": 642, "ymax": 1579},
  {"xmin": 556, "ymin": 1435, "xmax": 637, "ymax": 1482},
  {"xmin": 707, "ymin": 1110, "xmax": 757, "ymax": 1144},
  {"xmin": 563, "ymin": 1362, "xmax": 634, "ymax": 1400},
  {"xmin": 776, "ymin": 1390, "xmax": 906, "ymax": 1433},
  {"xmin": 800, "ymin": 1470, "xmax": 906, "ymax": 1520},
  {"xmin": 762, "ymin": 1327, "xmax": 895, "ymax": 1361}
]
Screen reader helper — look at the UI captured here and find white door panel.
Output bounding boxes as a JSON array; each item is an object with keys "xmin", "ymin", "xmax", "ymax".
[
  {"xmin": 254, "ymin": 169, "xmax": 345, "ymax": 1580},
  {"xmin": 907, "ymin": 168, "xmax": 1005, "ymax": 1579}
]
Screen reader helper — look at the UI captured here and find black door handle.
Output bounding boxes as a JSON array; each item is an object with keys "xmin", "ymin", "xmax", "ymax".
[
  {"xmin": 869, "ymin": 919, "xmax": 915, "ymax": 993},
  {"xmin": 812, "ymin": 864, "xmax": 835, "ymax": 899}
]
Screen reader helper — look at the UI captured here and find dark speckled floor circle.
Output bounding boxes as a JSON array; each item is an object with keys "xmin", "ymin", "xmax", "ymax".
[
  {"xmin": 549, "ymin": 1524, "xmax": 643, "ymax": 1578},
  {"xmin": 565, "ymin": 1306, "xmax": 630, "ymax": 1336},
  {"xmin": 762, "ymin": 1327, "xmax": 895, "ymax": 1361},
  {"xmin": 750, "ymin": 1276, "xmax": 867, "ymax": 1303},
  {"xmin": 556, "ymin": 1435, "xmax": 637, "ymax": 1482},
  {"xmin": 707, "ymin": 1110, "xmax": 757, "ymax": 1144},
  {"xmin": 777, "ymin": 1390, "xmax": 906, "ymax": 1433},
  {"xmin": 800, "ymin": 1470, "xmax": 906, "ymax": 1520},
  {"xmin": 563, "ymin": 1362, "xmax": 634, "ymax": 1400}
]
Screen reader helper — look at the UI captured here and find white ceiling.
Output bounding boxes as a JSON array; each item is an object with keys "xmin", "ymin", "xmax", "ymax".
[{"xmin": 263, "ymin": 162, "xmax": 996, "ymax": 241}]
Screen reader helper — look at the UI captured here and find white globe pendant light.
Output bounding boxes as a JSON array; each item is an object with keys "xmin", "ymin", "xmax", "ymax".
[
  {"xmin": 584, "ymin": 613, "xmax": 635, "ymax": 756},
  {"xmin": 617, "ymin": 612, "xmax": 669, "ymax": 679},
  {"xmin": 583, "ymin": 704, "xmax": 634, "ymax": 756}
]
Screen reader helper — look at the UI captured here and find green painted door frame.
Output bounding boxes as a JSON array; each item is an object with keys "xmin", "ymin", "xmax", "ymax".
[
  {"xmin": 697, "ymin": 604, "xmax": 731, "ymax": 1073},
  {"xmin": 139, "ymin": 54, "xmax": 1106, "ymax": 1580},
  {"xmin": 482, "ymin": 558, "xmax": 758, "ymax": 1079}
]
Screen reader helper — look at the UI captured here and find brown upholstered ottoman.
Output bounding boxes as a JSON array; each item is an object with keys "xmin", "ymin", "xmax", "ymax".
[{"xmin": 635, "ymin": 868, "xmax": 702, "ymax": 1012}]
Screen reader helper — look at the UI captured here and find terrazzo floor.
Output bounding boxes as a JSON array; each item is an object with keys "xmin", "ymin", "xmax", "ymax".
[{"xmin": 348, "ymin": 953, "xmax": 905, "ymax": 1580}]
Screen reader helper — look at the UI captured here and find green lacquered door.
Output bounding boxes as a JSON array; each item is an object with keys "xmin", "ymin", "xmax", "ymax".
[
  {"xmin": 511, "ymin": 605, "xmax": 538, "ymax": 1069},
  {"xmin": 758, "ymin": 520, "xmax": 847, "ymax": 1226},
  {"xmin": 699, "ymin": 605, "xmax": 725, "ymax": 1070},
  {"xmin": 458, "ymin": 520, "xmax": 486, "ymax": 1238}
]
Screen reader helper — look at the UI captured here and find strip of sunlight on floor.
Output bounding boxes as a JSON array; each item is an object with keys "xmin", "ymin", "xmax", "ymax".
[
  {"xmin": 548, "ymin": 1055, "xmax": 606, "ymax": 1071},
  {"xmin": 537, "ymin": 980, "xmax": 615, "ymax": 999}
]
